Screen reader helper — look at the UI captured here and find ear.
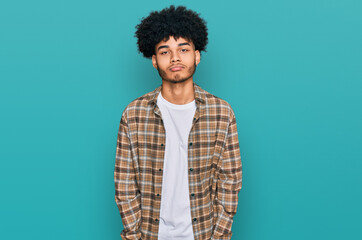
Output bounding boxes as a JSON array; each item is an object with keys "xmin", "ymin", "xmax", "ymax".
[
  {"xmin": 195, "ymin": 50, "xmax": 201, "ymax": 66},
  {"xmin": 152, "ymin": 55, "xmax": 158, "ymax": 69}
]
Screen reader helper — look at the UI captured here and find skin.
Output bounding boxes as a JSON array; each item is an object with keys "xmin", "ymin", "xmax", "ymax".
[{"xmin": 152, "ymin": 36, "xmax": 201, "ymax": 105}]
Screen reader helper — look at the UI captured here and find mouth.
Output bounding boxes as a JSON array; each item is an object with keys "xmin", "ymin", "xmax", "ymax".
[{"xmin": 169, "ymin": 65, "xmax": 184, "ymax": 72}]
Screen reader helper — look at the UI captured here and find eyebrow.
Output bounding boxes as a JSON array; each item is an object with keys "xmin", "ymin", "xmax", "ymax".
[{"xmin": 157, "ymin": 42, "xmax": 191, "ymax": 51}]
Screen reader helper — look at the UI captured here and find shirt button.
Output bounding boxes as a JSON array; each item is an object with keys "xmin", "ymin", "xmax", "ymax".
[
  {"xmin": 157, "ymin": 194, "xmax": 160, "ymax": 197},
  {"xmin": 159, "ymin": 169, "xmax": 162, "ymax": 171},
  {"xmin": 193, "ymin": 118, "xmax": 196, "ymax": 121},
  {"xmin": 161, "ymin": 143, "xmax": 164, "ymax": 147},
  {"xmin": 189, "ymin": 142, "xmax": 193, "ymax": 146},
  {"xmin": 189, "ymin": 168, "xmax": 193, "ymax": 172},
  {"xmin": 191, "ymin": 193, "xmax": 195, "ymax": 197},
  {"xmin": 193, "ymin": 218, "xmax": 197, "ymax": 222}
]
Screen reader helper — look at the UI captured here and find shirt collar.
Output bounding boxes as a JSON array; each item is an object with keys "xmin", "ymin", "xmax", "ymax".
[{"xmin": 148, "ymin": 82, "xmax": 206, "ymax": 105}]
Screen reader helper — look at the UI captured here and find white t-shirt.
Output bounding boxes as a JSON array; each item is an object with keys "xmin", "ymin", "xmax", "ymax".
[{"xmin": 156, "ymin": 92, "xmax": 196, "ymax": 240}]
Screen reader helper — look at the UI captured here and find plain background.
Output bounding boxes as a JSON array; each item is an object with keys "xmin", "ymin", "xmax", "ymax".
[{"xmin": 1, "ymin": 0, "xmax": 361, "ymax": 239}]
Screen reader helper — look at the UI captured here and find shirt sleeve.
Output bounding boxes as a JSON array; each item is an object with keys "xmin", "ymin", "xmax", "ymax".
[
  {"xmin": 114, "ymin": 113, "xmax": 142, "ymax": 240},
  {"xmin": 211, "ymin": 113, "xmax": 242, "ymax": 240}
]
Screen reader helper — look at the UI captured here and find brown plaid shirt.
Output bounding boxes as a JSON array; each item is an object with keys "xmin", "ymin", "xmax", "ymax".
[{"xmin": 114, "ymin": 83, "xmax": 242, "ymax": 240}]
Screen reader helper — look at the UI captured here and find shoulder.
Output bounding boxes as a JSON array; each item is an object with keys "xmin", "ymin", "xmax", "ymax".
[
  {"xmin": 120, "ymin": 86, "xmax": 160, "ymax": 121},
  {"xmin": 199, "ymin": 85, "xmax": 236, "ymax": 121}
]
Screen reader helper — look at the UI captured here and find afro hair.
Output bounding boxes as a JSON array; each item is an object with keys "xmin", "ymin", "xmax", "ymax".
[{"xmin": 135, "ymin": 5, "xmax": 208, "ymax": 58}]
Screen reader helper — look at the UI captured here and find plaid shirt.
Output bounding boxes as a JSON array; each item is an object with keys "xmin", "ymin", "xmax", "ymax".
[{"xmin": 114, "ymin": 83, "xmax": 242, "ymax": 240}]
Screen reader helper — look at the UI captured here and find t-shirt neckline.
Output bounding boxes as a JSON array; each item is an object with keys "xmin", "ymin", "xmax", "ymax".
[{"xmin": 158, "ymin": 93, "xmax": 196, "ymax": 110}]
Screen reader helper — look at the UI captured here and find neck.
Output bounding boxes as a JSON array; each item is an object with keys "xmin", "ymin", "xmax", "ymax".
[{"xmin": 161, "ymin": 78, "xmax": 195, "ymax": 105}]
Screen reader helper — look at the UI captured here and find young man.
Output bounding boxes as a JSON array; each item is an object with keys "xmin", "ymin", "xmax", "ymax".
[{"xmin": 115, "ymin": 5, "xmax": 242, "ymax": 240}]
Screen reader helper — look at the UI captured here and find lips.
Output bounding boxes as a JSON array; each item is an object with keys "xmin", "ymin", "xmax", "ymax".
[{"xmin": 169, "ymin": 65, "xmax": 184, "ymax": 72}]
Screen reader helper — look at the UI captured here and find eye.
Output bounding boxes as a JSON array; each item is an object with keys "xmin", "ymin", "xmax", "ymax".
[
  {"xmin": 180, "ymin": 49, "xmax": 189, "ymax": 53},
  {"xmin": 160, "ymin": 51, "xmax": 168, "ymax": 55}
]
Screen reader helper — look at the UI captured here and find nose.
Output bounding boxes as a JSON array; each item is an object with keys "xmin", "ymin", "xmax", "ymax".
[{"xmin": 170, "ymin": 51, "xmax": 180, "ymax": 63}]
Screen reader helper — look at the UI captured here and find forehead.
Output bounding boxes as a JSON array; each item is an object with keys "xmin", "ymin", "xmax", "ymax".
[{"xmin": 155, "ymin": 36, "xmax": 194, "ymax": 48}]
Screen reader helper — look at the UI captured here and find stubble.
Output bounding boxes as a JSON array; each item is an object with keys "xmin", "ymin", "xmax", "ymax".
[{"xmin": 157, "ymin": 63, "xmax": 197, "ymax": 84}]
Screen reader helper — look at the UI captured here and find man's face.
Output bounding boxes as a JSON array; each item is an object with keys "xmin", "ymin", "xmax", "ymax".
[{"xmin": 152, "ymin": 36, "xmax": 200, "ymax": 84}]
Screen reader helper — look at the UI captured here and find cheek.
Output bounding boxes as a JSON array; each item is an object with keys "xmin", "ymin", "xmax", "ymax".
[
  {"xmin": 157, "ymin": 58, "xmax": 169, "ymax": 69},
  {"xmin": 184, "ymin": 55, "xmax": 196, "ymax": 65}
]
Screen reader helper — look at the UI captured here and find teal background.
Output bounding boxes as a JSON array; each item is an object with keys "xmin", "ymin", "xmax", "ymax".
[{"xmin": 1, "ymin": 0, "xmax": 361, "ymax": 239}]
